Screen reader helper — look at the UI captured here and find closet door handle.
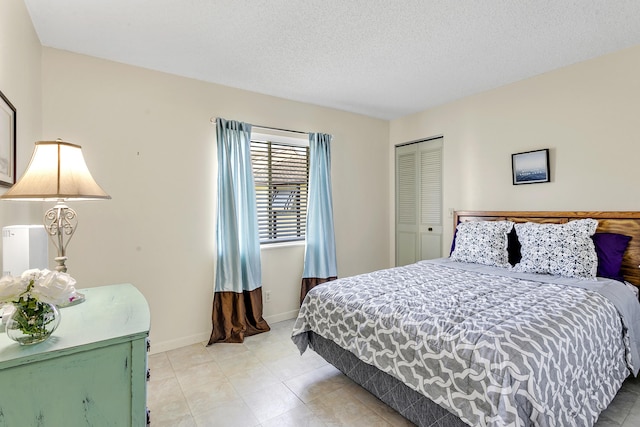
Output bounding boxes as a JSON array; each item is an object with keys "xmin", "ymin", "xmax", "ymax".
[{"xmin": 428, "ymin": 227, "xmax": 433, "ymax": 231}]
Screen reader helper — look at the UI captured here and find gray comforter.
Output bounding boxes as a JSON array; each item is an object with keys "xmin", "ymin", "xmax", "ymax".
[{"xmin": 292, "ymin": 259, "xmax": 640, "ymax": 426}]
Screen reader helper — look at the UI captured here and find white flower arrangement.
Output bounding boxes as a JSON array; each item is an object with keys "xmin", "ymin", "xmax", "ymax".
[
  {"xmin": 0, "ymin": 269, "xmax": 77, "ymax": 307},
  {"xmin": 1, "ymin": 269, "xmax": 77, "ymax": 341}
]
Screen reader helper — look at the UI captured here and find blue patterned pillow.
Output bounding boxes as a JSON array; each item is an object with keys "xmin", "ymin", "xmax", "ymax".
[
  {"xmin": 513, "ymin": 218, "xmax": 598, "ymax": 279},
  {"xmin": 450, "ymin": 220, "xmax": 514, "ymax": 268}
]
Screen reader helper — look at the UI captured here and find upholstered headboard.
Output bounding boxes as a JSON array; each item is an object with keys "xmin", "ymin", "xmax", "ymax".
[{"xmin": 454, "ymin": 211, "xmax": 640, "ymax": 287}]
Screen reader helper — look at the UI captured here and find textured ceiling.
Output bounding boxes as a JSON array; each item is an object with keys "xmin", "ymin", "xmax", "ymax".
[{"xmin": 24, "ymin": 0, "xmax": 640, "ymax": 120}]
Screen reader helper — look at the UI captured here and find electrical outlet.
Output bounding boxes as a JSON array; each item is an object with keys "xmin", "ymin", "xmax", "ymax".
[{"xmin": 265, "ymin": 290, "xmax": 271, "ymax": 302}]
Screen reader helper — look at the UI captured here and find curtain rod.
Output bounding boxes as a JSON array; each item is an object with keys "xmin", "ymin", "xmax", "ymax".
[{"xmin": 209, "ymin": 117, "xmax": 309, "ymax": 135}]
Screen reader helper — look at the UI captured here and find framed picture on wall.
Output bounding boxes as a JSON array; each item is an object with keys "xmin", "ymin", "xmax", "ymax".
[
  {"xmin": 0, "ymin": 90, "xmax": 16, "ymax": 187},
  {"xmin": 512, "ymin": 149, "xmax": 550, "ymax": 185}
]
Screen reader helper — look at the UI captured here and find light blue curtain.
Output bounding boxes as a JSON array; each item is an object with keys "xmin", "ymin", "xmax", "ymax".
[
  {"xmin": 214, "ymin": 118, "xmax": 261, "ymax": 292},
  {"xmin": 301, "ymin": 133, "xmax": 337, "ymax": 303},
  {"xmin": 210, "ymin": 118, "xmax": 269, "ymax": 344}
]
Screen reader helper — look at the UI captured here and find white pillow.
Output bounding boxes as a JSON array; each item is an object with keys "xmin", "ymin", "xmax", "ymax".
[
  {"xmin": 450, "ymin": 220, "xmax": 514, "ymax": 268},
  {"xmin": 513, "ymin": 218, "xmax": 598, "ymax": 279}
]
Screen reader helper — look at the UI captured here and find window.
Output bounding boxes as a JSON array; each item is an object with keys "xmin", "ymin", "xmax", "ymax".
[{"xmin": 250, "ymin": 134, "xmax": 309, "ymax": 244}]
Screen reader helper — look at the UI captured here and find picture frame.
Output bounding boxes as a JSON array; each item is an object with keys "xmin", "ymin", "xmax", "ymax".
[
  {"xmin": 0, "ymin": 90, "xmax": 16, "ymax": 187},
  {"xmin": 511, "ymin": 149, "xmax": 550, "ymax": 185}
]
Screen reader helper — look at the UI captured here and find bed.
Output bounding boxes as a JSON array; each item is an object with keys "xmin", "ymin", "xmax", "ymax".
[{"xmin": 292, "ymin": 211, "xmax": 640, "ymax": 427}]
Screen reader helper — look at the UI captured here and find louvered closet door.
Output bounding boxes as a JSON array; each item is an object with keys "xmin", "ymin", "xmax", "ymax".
[{"xmin": 395, "ymin": 138, "xmax": 443, "ymax": 266}]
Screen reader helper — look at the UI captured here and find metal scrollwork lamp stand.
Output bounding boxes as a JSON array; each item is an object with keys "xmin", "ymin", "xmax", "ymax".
[{"xmin": 45, "ymin": 200, "xmax": 79, "ymax": 273}]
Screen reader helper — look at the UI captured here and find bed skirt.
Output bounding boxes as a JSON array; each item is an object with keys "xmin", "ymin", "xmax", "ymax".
[{"xmin": 308, "ymin": 332, "xmax": 468, "ymax": 427}]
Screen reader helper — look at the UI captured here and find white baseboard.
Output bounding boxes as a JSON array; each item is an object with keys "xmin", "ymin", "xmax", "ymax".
[
  {"xmin": 265, "ymin": 309, "xmax": 299, "ymax": 324},
  {"xmin": 148, "ymin": 310, "xmax": 299, "ymax": 355},
  {"xmin": 148, "ymin": 331, "xmax": 210, "ymax": 355}
]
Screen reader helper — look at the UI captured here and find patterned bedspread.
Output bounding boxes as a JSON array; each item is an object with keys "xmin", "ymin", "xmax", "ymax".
[{"xmin": 292, "ymin": 259, "xmax": 640, "ymax": 427}]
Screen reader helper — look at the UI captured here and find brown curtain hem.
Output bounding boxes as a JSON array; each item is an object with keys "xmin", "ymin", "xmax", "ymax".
[
  {"xmin": 208, "ymin": 288, "xmax": 270, "ymax": 345},
  {"xmin": 300, "ymin": 276, "xmax": 337, "ymax": 306}
]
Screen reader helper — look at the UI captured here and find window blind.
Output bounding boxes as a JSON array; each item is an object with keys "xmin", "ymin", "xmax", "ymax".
[{"xmin": 250, "ymin": 140, "xmax": 309, "ymax": 244}]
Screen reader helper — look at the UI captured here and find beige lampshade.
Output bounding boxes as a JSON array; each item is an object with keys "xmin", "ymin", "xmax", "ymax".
[{"xmin": 0, "ymin": 140, "xmax": 111, "ymax": 201}]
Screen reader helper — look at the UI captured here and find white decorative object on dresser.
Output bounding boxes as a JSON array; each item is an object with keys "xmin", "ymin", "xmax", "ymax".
[
  {"xmin": 2, "ymin": 225, "xmax": 48, "ymax": 276},
  {"xmin": 0, "ymin": 283, "xmax": 150, "ymax": 426}
]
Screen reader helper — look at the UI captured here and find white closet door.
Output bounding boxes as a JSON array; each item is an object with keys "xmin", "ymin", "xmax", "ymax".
[{"xmin": 395, "ymin": 138, "xmax": 443, "ymax": 266}]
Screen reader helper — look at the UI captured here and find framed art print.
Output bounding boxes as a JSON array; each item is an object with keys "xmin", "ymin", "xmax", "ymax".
[
  {"xmin": 512, "ymin": 149, "xmax": 550, "ymax": 185},
  {"xmin": 0, "ymin": 90, "xmax": 16, "ymax": 187}
]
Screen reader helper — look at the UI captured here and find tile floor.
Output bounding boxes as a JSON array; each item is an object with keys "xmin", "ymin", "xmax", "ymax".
[{"xmin": 148, "ymin": 319, "xmax": 640, "ymax": 426}]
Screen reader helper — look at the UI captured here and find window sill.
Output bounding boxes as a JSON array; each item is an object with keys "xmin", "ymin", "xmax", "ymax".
[{"xmin": 260, "ymin": 240, "xmax": 305, "ymax": 250}]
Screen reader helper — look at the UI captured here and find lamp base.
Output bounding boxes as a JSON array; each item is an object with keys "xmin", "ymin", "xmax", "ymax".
[{"xmin": 54, "ymin": 256, "xmax": 68, "ymax": 273}]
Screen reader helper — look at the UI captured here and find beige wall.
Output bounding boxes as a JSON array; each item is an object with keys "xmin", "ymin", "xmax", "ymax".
[
  {"xmin": 0, "ymin": 0, "xmax": 43, "ymax": 231},
  {"xmin": 7, "ymin": 0, "xmax": 639, "ymax": 353},
  {"xmin": 0, "ymin": 1, "xmax": 390, "ymax": 352},
  {"xmin": 389, "ymin": 45, "xmax": 640, "ymax": 264},
  {"xmin": 39, "ymin": 48, "xmax": 390, "ymax": 352}
]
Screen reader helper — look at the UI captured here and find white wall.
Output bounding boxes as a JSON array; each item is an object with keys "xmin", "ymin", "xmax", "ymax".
[
  {"xmin": 40, "ymin": 48, "xmax": 390, "ymax": 352},
  {"xmin": 389, "ymin": 44, "xmax": 640, "ymax": 265},
  {"xmin": 0, "ymin": 0, "xmax": 43, "ymax": 257}
]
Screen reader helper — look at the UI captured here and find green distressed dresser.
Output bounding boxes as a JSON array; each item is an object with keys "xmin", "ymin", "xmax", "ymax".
[{"xmin": 0, "ymin": 283, "xmax": 150, "ymax": 426}]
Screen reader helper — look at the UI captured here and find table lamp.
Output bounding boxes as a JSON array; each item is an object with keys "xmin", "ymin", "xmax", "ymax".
[{"xmin": 0, "ymin": 140, "xmax": 110, "ymax": 273}]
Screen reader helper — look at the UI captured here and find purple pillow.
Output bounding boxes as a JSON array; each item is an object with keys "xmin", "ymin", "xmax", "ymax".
[
  {"xmin": 449, "ymin": 228, "xmax": 458, "ymax": 255},
  {"xmin": 592, "ymin": 232, "xmax": 632, "ymax": 281}
]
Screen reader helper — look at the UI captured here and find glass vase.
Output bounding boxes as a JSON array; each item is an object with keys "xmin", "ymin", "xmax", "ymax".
[{"xmin": 5, "ymin": 300, "xmax": 61, "ymax": 345}]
